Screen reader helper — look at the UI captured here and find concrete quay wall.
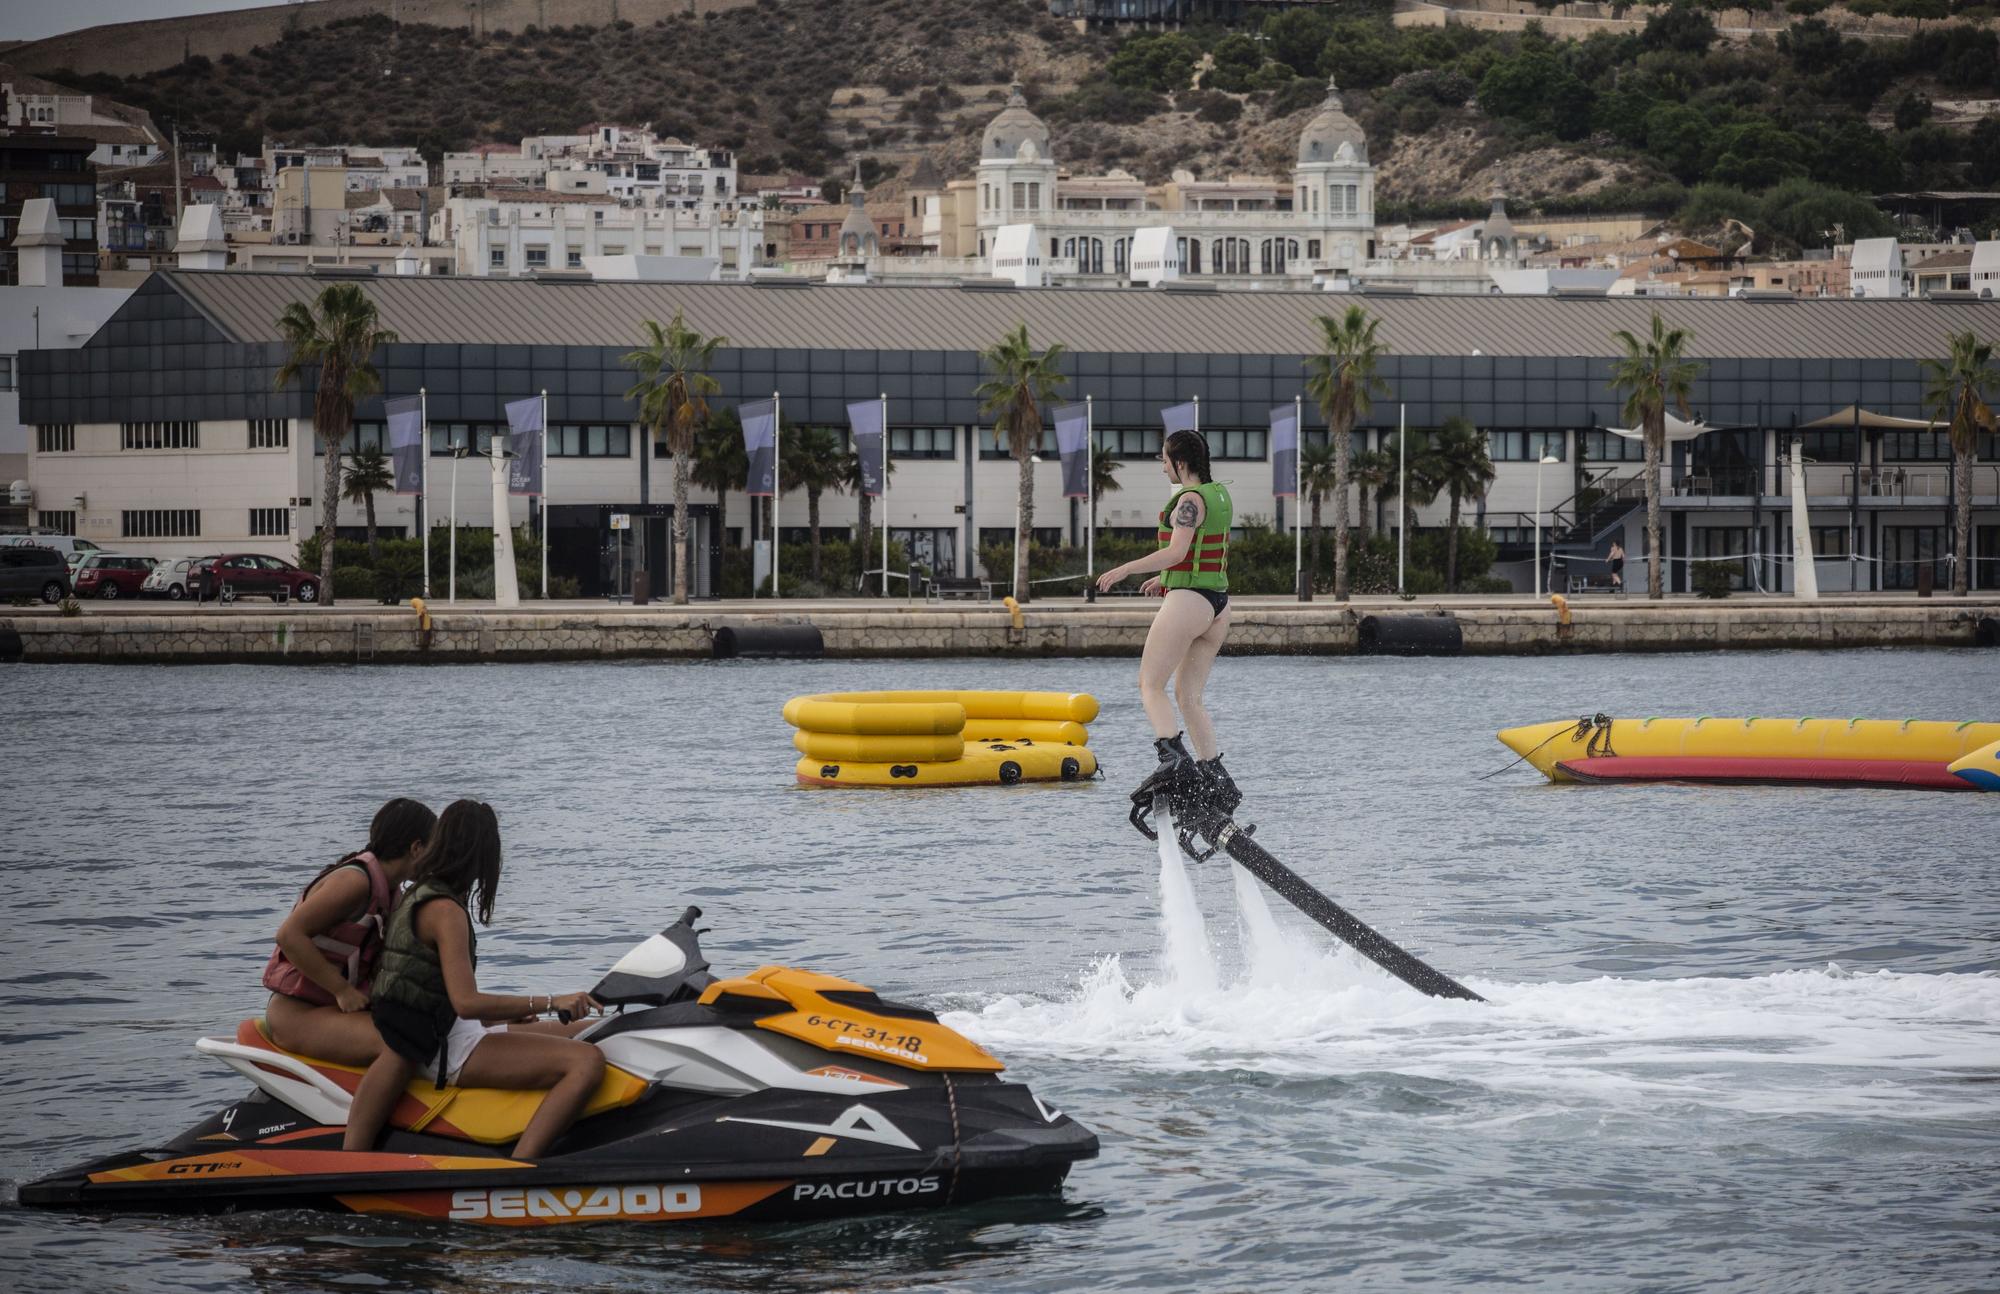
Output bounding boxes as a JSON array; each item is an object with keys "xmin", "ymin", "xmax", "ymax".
[{"xmin": 3, "ymin": 601, "xmax": 1996, "ymax": 664}]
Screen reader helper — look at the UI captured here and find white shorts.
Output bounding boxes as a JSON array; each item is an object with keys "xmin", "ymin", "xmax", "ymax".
[{"xmin": 422, "ymin": 1016, "xmax": 505, "ymax": 1086}]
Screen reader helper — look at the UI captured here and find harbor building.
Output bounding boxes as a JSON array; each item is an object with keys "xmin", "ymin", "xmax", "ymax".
[{"xmin": 15, "ymin": 268, "xmax": 1999, "ymax": 596}]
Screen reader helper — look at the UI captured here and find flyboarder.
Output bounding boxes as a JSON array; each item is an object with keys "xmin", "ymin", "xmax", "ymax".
[{"xmin": 1095, "ymin": 428, "xmax": 1239, "ymax": 815}]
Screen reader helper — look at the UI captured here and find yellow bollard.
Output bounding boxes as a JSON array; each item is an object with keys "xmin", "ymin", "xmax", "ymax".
[
  {"xmin": 1549, "ymin": 592, "xmax": 1571, "ymax": 626},
  {"xmin": 1001, "ymin": 596, "xmax": 1024, "ymax": 631},
  {"xmin": 410, "ymin": 596, "xmax": 433, "ymax": 632}
]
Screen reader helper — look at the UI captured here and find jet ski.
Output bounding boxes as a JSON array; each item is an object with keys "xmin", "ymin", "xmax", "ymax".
[{"xmin": 20, "ymin": 907, "xmax": 1096, "ymax": 1226}]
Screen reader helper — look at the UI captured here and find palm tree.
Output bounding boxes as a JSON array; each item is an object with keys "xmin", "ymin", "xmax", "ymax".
[
  {"xmin": 782, "ymin": 425, "xmax": 848, "ymax": 584},
  {"xmin": 340, "ymin": 444, "xmax": 395, "ymax": 561},
  {"xmin": 274, "ymin": 282, "xmax": 399, "ymax": 606},
  {"xmin": 839, "ymin": 438, "xmax": 895, "ymax": 593},
  {"xmin": 624, "ymin": 310, "xmax": 724, "ymax": 605},
  {"xmin": 1428, "ymin": 417, "xmax": 1497, "ymax": 592},
  {"xmin": 1919, "ymin": 330, "xmax": 1997, "ymax": 597},
  {"xmin": 1608, "ymin": 310, "xmax": 1702, "ymax": 599},
  {"xmin": 1300, "ymin": 439, "xmax": 1338, "ymax": 591},
  {"xmin": 693, "ymin": 407, "xmax": 749, "ymax": 556},
  {"xmin": 1350, "ymin": 447, "xmax": 1393, "ymax": 543},
  {"xmin": 974, "ymin": 323, "xmax": 1068, "ymax": 602},
  {"xmin": 1304, "ymin": 305, "xmax": 1390, "ymax": 601}
]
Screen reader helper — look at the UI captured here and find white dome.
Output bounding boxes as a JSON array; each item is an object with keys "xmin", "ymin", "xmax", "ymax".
[
  {"xmin": 982, "ymin": 79, "xmax": 1051, "ymax": 163},
  {"xmin": 1297, "ymin": 77, "xmax": 1367, "ymax": 167}
]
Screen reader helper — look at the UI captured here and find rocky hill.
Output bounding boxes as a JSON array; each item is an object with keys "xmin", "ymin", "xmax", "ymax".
[{"xmin": 33, "ymin": 0, "xmax": 2000, "ymax": 238}]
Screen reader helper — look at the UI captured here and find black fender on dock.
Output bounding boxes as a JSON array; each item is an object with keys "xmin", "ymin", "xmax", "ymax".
[
  {"xmin": 1977, "ymin": 617, "xmax": 1999, "ymax": 648},
  {"xmin": 0, "ymin": 624, "xmax": 21, "ymax": 662},
  {"xmin": 1356, "ymin": 614, "xmax": 1462, "ymax": 656},
  {"xmin": 712, "ymin": 624, "xmax": 825, "ymax": 659}
]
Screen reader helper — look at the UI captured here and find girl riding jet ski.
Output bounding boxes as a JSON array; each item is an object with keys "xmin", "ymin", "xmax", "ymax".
[{"xmin": 20, "ymin": 908, "xmax": 1097, "ymax": 1227}]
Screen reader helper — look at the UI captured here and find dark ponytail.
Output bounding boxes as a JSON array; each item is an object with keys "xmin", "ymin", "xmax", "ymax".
[
  {"xmin": 410, "ymin": 799, "xmax": 503, "ymax": 925},
  {"xmin": 365, "ymin": 797, "xmax": 437, "ymax": 864},
  {"xmin": 1164, "ymin": 429, "xmax": 1212, "ymax": 484}
]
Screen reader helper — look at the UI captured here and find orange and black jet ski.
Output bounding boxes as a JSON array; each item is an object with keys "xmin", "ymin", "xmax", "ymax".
[{"xmin": 20, "ymin": 907, "xmax": 1095, "ymax": 1226}]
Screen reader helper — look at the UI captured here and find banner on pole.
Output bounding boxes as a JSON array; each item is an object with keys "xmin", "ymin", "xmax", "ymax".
[
  {"xmin": 1161, "ymin": 401, "xmax": 1199, "ymax": 436},
  {"xmin": 847, "ymin": 399, "xmax": 885, "ymax": 497},
  {"xmin": 385, "ymin": 395, "xmax": 425, "ymax": 495},
  {"xmin": 1270, "ymin": 403, "xmax": 1299, "ymax": 498},
  {"xmin": 740, "ymin": 398, "xmax": 778, "ymax": 497},
  {"xmin": 504, "ymin": 396, "xmax": 543, "ymax": 496},
  {"xmin": 1054, "ymin": 402, "xmax": 1091, "ymax": 499}
]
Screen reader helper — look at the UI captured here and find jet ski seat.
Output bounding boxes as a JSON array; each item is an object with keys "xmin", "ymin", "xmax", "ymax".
[{"xmin": 234, "ymin": 1018, "xmax": 648, "ymax": 1145}]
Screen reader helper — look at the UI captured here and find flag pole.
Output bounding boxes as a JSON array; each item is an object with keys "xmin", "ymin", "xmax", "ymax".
[
  {"xmin": 449, "ymin": 432, "xmax": 459, "ymax": 605},
  {"xmin": 420, "ymin": 386, "xmax": 430, "ymax": 599},
  {"xmin": 1294, "ymin": 393, "xmax": 1303, "ymax": 601},
  {"xmin": 540, "ymin": 387, "xmax": 549, "ymax": 600},
  {"xmin": 880, "ymin": 390, "xmax": 889, "ymax": 597},
  {"xmin": 773, "ymin": 389, "xmax": 782, "ymax": 601},
  {"xmin": 1085, "ymin": 393, "xmax": 1095, "ymax": 592},
  {"xmin": 1396, "ymin": 402, "xmax": 1406, "ymax": 594},
  {"xmin": 1192, "ymin": 392, "xmax": 1199, "ymax": 434}
]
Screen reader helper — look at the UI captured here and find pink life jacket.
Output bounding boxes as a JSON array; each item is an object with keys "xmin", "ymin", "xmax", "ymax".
[{"xmin": 260, "ymin": 852, "xmax": 395, "ymax": 1006}]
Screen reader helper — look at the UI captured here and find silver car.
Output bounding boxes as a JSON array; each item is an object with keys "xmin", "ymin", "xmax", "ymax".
[{"xmin": 141, "ymin": 555, "xmax": 212, "ymax": 601}]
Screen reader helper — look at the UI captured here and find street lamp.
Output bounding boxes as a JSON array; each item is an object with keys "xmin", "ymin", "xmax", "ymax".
[{"xmin": 1533, "ymin": 447, "xmax": 1561, "ymax": 599}]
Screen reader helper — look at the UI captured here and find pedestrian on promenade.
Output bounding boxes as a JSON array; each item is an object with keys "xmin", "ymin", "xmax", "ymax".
[{"xmin": 1608, "ymin": 540, "xmax": 1625, "ymax": 595}]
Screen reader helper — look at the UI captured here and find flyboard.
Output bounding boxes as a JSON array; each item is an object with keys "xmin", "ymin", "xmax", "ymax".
[{"xmin": 1128, "ymin": 766, "xmax": 1484, "ymax": 1003}]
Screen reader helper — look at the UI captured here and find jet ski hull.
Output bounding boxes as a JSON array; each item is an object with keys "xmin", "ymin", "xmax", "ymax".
[{"xmin": 20, "ymin": 1079, "xmax": 1096, "ymax": 1225}]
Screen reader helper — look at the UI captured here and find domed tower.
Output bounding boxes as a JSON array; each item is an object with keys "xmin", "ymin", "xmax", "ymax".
[
  {"xmin": 1480, "ymin": 189, "xmax": 1518, "ymax": 262},
  {"xmin": 975, "ymin": 77, "xmax": 1055, "ymax": 254},
  {"xmin": 837, "ymin": 162, "xmax": 878, "ymax": 258},
  {"xmin": 1291, "ymin": 77, "xmax": 1376, "ymax": 271}
]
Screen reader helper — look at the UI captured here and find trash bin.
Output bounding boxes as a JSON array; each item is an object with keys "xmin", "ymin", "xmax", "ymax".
[
  {"xmin": 1916, "ymin": 563, "xmax": 1934, "ymax": 598},
  {"xmin": 633, "ymin": 568, "xmax": 650, "ymax": 606}
]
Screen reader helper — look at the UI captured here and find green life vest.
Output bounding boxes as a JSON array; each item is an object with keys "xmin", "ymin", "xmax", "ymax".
[
  {"xmin": 1157, "ymin": 480, "xmax": 1231, "ymax": 591},
  {"xmin": 370, "ymin": 879, "xmax": 476, "ymax": 1022}
]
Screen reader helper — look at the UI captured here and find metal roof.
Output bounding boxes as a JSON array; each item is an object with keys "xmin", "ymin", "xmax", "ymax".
[{"xmin": 160, "ymin": 270, "xmax": 2000, "ymax": 361}]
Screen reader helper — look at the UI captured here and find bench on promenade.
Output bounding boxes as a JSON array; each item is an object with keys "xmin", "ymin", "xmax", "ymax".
[
  {"xmin": 925, "ymin": 576, "xmax": 994, "ymax": 602},
  {"xmin": 1566, "ymin": 574, "xmax": 1621, "ymax": 595}
]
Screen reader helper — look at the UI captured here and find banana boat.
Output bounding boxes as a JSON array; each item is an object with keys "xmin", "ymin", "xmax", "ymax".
[{"xmin": 1497, "ymin": 716, "xmax": 2000, "ymax": 791}]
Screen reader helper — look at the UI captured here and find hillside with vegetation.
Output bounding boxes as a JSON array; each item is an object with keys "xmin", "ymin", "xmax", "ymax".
[{"xmin": 48, "ymin": 0, "xmax": 2000, "ymax": 247}]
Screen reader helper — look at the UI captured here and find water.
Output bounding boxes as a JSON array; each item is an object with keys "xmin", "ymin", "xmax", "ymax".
[{"xmin": 1, "ymin": 650, "xmax": 1996, "ymax": 1292}]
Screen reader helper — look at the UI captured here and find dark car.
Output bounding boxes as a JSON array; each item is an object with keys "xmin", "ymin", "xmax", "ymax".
[
  {"xmin": 0, "ymin": 545, "xmax": 73, "ymax": 603},
  {"xmin": 72, "ymin": 554, "xmax": 157, "ymax": 600},
  {"xmin": 196, "ymin": 553, "xmax": 323, "ymax": 603}
]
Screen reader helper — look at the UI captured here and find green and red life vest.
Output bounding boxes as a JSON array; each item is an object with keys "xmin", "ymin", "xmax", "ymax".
[{"xmin": 1156, "ymin": 480, "xmax": 1232, "ymax": 591}]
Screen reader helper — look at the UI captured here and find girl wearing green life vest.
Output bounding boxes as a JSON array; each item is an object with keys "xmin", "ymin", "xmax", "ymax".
[
  {"xmin": 1095, "ymin": 428, "xmax": 1239, "ymax": 804},
  {"xmin": 343, "ymin": 799, "xmax": 605, "ymax": 1161}
]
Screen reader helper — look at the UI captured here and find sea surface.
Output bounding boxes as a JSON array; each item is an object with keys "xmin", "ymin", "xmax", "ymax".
[{"xmin": 1, "ymin": 649, "xmax": 1995, "ymax": 1293}]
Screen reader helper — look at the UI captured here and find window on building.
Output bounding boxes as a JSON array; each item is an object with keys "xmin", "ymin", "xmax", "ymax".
[
  {"xmin": 1881, "ymin": 430, "xmax": 1954, "ymax": 461},
  {"xmin": 1796, "ymin": 430, "xmax": 1857, "ymax": 462},
  {"xmin": 62, "ymin": 253, "xmax": 95, "ymax": 280},
  {"xmin": 249, "ymin": 507, "xmax": 289, "ymax": 537},
  {"xmin": 567, "ymin": 248, "xmax": 582, "ymax": 268},
  {"xmin": 1581, "ymin": 429, "xmax": 1644, "ymax": 462},
  {"xmin": 1810, "ymin": 526, "xmax": 1849, "ymax": 557},
  {"xmin": 314, "ymin": 421, "xmax": 388, "ymax": 456},
  {"xmin": 549, "ymin": 423, "xmax": 632, "ymax": 457},
  {"xmin": 1302, "ymin": 429, "xmax": 1372, "ymax": 459},
  {"xmin": 122, "ymin": 421, "xmax": 200, "ymax": 450},
  {"xmin": 489, "ymin": 247, "xmax": 507, "ymax": 268},
  {"xmin": 978, "ymin": 527, "xmax": 1063, "ymax": 551},
  {"xmin": 122, "ymin": 509, "xmax": 201, "ymax": 538},
  {"xmin": 36, "ymin": 423, "xmax": 75, "ymax": 452},
  {"xmin": 1028, "ymin": 182, "xmax": 1040, "ymax": 209},
  {"xmin": 249, "ymin": 418, "xmax": 288, "ymax": 449},
  {"xmin": 1210, "ymin": 428, "xmax": 1267, "ymax": 461},
  {"xmin": 979, "ymin": 426, "xmax": 1057, "ymax": 460},
  {"xmin": 525, "ymin": 247, "xmax": 549, "ymax": 268},
  {"xmin": 1098, "ymin": 426, "xmax": 1162, "ymax": 458},
  {"xmin": 61, "ymin": 217, "xmax": 94, "ymax": 242},
  {"xmin": 1882, "ymin": 525, "xmax": 1948, "ymax": 591},
  {"xmin": 430, "ymin": 423, "xmax": 500, "ymax": 456},
  {"xmin": 890, "ymin": 426, "xmax": 954, "ymax": 460},
  {"xmin": 1487, "ymin": 429, "xmax": 1565, "ymax": 462},
  {"xmin": 1010, "ymin": 181, "xmax": 1026, "ymax": 210},
  {"xmin": 37, "ymin": 510, "xmax": 76, "ymax": 535},
  {"xmin": 0, "ymin": 355, "xmax": 12, "ymax": 390},
  {"xmin": 1307, "ymin": 239, "xmax": 1322, "ymax": 260},
  {"xmin": 46, "ymin": 182, "xmax": 94, "ymax": 206},
  {"xmin": 1693, "ymin": 526, "xmax": 1753, "ymax": 588}
]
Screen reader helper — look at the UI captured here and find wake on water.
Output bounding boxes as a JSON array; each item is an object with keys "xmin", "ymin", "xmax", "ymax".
[{"xmin": 947, "ymin": 810, "xmax": 2000, "ymax": 1120}]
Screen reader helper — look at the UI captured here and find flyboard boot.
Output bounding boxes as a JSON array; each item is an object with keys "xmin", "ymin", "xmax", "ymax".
[
  {"xmin": 1127, "ymin": 733, "xmax": 1203, "ymax": 842},
  {"xmin": 1193, "ymin": 754, "xmax": 1242, "ymax": 822}
]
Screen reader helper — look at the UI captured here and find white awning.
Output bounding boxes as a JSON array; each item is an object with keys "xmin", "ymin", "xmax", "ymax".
[
  {"xmin": 1603, "ymin": 411, "xmax": 1712, "ymax": 443},
  {"xmin": 1797, "ymin": 405, "xmax": 1939, "ymax": 430}
]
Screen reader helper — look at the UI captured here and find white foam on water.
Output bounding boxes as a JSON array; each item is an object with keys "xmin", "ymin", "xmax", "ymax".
[{"xmin": 951, "ymin": 842, "xmax": 2000, "ymax": 1123}]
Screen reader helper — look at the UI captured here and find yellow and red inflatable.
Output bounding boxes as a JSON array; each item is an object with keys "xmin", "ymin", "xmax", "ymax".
[
  {"xmin": 784, "ymin": 691, "xmax": 1100, "ymax": 788},
  {"xmin": 1498, "ymin": 716, "xmax": 2000, "ymax": 790}
]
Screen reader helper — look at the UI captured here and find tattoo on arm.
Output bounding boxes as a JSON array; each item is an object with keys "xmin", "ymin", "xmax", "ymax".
[{"xmin": 1173, "ymin": 496, "xmax": 1201, "ymax": 530}]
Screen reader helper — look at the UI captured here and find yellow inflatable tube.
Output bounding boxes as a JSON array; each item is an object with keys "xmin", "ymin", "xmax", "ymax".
[
  {"xmin": 785, "ymin": 690, "xmax": 1099, "ymax": 788},
  {"xmin": 1498, "ymin": 716, "xmax": 2000, "ymax": 782}
]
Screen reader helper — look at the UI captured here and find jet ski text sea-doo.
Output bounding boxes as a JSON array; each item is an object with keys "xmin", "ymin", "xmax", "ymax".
[{"xmin": 21, "ymin": 908, "xmax": 1097, "ymax": 1226}]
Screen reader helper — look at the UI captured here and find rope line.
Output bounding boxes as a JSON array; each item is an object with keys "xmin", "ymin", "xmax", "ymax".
[{"xmin": 1481, "ymin": 713, "xmax": 1611, "ymax": 781}]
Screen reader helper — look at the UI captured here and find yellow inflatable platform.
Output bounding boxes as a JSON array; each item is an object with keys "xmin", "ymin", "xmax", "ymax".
[
  {"xmin": 784, "ymin": 690, "xmax": 1100, "ymax": 788},
  {"xmin": 1948, "ymin": 739, "xmax": 2000, "ymax": 790},
  {"xmin": 1498, "ymin": 716, "xmax": 2000, "ymax": 790}
]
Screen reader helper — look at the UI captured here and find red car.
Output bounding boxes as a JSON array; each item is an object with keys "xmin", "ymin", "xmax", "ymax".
[
  {"xmin": 194, "ymin": 553, "xmax": 323, "ymax": 603},
  {"xmin": 72, "ymin": 554, "xmax": 158, "ymax": 600}
]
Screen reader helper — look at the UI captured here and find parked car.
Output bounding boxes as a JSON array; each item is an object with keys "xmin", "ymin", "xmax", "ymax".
[
  {"xmin": 72, "ymin": 554, "xmax": 158, "ymax": 600},
  {"xmin": 195, "ymin": 553, "xmax": 323, "ymax": 603},
  {"xmin": 141, "ymin": 555, "xmax": 213, "ymax": 601},
  {"xmin": 0, "ymin": 534, "xmax": 102, "ymax": 563},
  {"xmin": 0, "ymin": 545, "xmax": 73, "ymax": 603}
]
